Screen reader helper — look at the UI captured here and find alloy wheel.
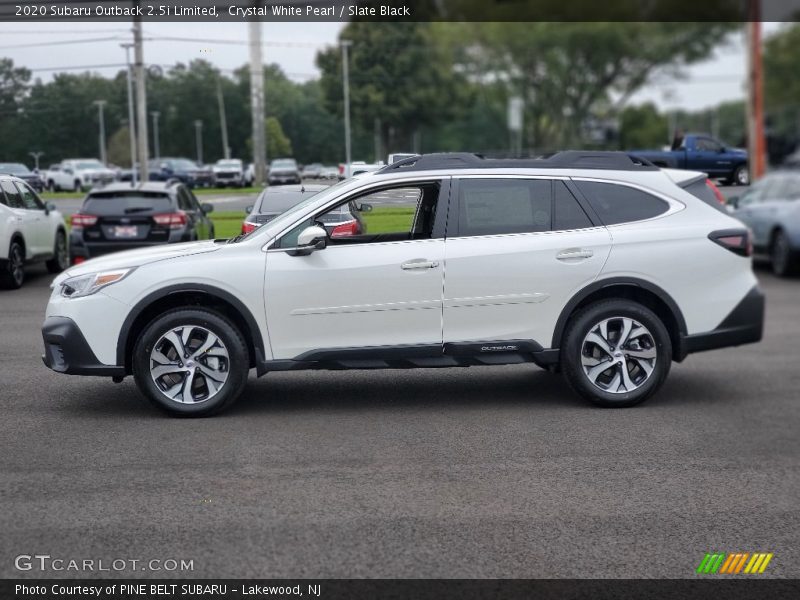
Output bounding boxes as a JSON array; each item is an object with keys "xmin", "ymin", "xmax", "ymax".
[
  {"xmin": 580, "ymin": 317, "xmax": 657, "ymax": 394},
  {"xmin": 10, "ymin": 245, "xmax": 24, "ymax": 286},
  {"xmin": 149, "ymin": 325, "xmax": 230, "ymax": 404},
  {"xmin": 55, "ymin": 234, "xmax": 68, "ymax": 270}
]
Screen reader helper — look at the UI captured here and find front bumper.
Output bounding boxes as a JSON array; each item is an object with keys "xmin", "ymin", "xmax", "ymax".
[
  {"xmin": 680, "ymin": 285, "xmax": 765, "ymax": 358},
  {"xmin": 42, "ymin": 316, "xmax": 125, "ymax": 376}
]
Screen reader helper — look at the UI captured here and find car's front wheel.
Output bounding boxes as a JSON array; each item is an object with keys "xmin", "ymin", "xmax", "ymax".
[
  {"xmin": 733, "ymin": 164, "xmax": 749, "ymax": 186},
  {"xmin": 771, "ymin": 230, "xmax": 799, "ymax": 277},
  {"xmin": 46, "ymin": 230, "xmax": 69, "ymax": 273},
  {"xmin": 560, "ymin": 299, "xmax": 672, "ymax": 408},
  {"xmin": 132, "ymin": 309, "xmax": 250, "ymax": 416}
]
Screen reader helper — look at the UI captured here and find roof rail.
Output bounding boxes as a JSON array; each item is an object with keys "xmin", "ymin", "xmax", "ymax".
[{"xmin": 377, "ymin": 151, "xmax": 657, "ymax": 173}]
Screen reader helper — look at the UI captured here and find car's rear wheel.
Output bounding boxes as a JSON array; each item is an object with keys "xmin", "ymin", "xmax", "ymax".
[
  {"xmin": 560, "ymin": 299, "xmax": 672, "ymax": 408},
  {"xmin": 132, "ymin": 309, "xmax": 249, "ymax": 416},
  {"xmin": 733, "ymin": 164, "xmax": 749, "ymax": 186},
  {"xmin": 771, "ymin": 230, "xmax": 799, "ymax": 277},
  {"xmin": 1, "ymin": 240, "xmax": 25, "ymax": 289},
  {"xmin": 46, "ymin": 230, "xmax": 69, "ymax": 273}
]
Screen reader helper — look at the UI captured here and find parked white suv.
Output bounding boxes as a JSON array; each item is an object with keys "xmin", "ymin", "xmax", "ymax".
[
  {"xmin": 44, "ymin": 159, "xmax": 116, "ymax": 192},
  {"xmin": 42, "ymin": 152, "xmax": 764, "ymax": 415},
  {"xmin": 1, "ymin": 175, "xmax": 68, "ymax": 289}
]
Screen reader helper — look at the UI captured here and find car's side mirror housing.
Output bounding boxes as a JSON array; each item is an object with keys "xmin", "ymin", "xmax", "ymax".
[
  {"xmin": 45, "ymin": 201, "xmax": 56, "ymax": 215},
  {"xmin": 358, "ymin": 202, "xmax": 373, "ymax": 213},
  {"xmin": 245, "ymin": 205, "xmax": 253, "ymax": 214},
  {"xmin": 291, "ymin": 225, "xmax": 327, "ymax": 256},
  {"xmin": 727, "ymin": 195, "xmax": 739, "ymax": 209},
  {"xmin": 201, "ymin": 203, "xmax": 214, "ymax": 214}
]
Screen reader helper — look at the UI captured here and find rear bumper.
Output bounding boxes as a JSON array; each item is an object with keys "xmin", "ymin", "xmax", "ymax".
[
  {"xmin": 42, "ymin": 316, "xmax": 125, "ymax": 376},
  {"xmin": 679, "ymin": 285, "xmax": 765, "ymax": 358}
]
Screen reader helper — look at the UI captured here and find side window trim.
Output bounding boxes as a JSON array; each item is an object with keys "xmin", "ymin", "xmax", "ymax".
[{"xmin": 562, "ymin": 179, "xmax": 603, "ymax": 228}]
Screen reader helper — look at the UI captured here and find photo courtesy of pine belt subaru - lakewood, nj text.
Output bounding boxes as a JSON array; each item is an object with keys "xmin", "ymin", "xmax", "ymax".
[{"xmin": 41, "ymin": 152, "xmax": 765, "ymax": 416}]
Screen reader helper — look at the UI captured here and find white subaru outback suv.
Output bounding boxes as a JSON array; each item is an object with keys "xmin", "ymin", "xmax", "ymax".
[
  {"xmin": 1, "ymin": 174, "xmax": 69, "ymax": 289},
  {"xmin": 42, "ymin": 152, "xmax": 764, "ymax": 416}
]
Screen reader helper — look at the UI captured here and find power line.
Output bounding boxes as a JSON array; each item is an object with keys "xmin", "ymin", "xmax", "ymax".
[
  {"xmin": 0, "ymin": 36, "xmax": 125, "ymax": 50},
  {"xmin": 0, "ymin": 28, "xmax": 130, "ymax": 35}
]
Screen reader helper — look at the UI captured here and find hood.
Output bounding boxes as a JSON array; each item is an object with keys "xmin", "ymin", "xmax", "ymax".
[
  {"xmin": 54, "ymin": 240, "xmax": 222, "ymax": 282},
  {"xmin": 270, "ymin": 168, "xmax": 298, "ymax": 175},
  {"xmin": 213, "ymin": 165, "xmax": 242, "ymax": 172}
]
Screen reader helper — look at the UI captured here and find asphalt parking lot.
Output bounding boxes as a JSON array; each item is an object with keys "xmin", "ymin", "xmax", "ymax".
[{"xmin": 1, "ymin": 264, "xmax": 798, "ymax": 579}]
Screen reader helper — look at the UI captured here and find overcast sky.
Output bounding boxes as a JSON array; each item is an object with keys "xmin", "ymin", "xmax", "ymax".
[{"xmin": 0, "ymin": 22, "xmax": 785, "ymax": 112}]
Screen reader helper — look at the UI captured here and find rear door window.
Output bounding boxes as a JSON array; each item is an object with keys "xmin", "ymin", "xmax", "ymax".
[
  {"xmin": 553, "ymin": 181, "xmax": 593, "ymax": 230},
  {"xmin": 82, "ymin": 193, "xmax": 173, "ymax": 215},
  {"xmin": 457, "ymin": 179, "xmax": 551, "ymax": 236},
  {"xmin": 573, "ymin": 181, "xmax": 669, "ymax": 225},
  {"xmin": 15, "ymin": 182, "xmax": 44, "ymax": 210}
]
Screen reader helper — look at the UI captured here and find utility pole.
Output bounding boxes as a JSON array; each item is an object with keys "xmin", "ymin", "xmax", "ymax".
[
  {"xmin": 194, "ymin": 120, "xmax": 203, "ymax": 164},
  {"xmin": 341, "ymin": 40, "xmax": 352, "ymax": 168},
  {"xmin": 93, "ymin": 100, "xmax": 107, "ymax": 164},
  {"xmin": 249, "ymin": 21, "xmax": 266, "ymax": 185},
  {"xmin": 28, "ymin": 151, "xmax": 44, "ymax": 171},
  {"xmin": 151, "ymin": 111, "xmax": 160, "ymax": 160},
  {"xmin": 746, "ymin": 0, "xmax": 766, "ymax": 182},
  {"xmin": 217, "ymin": 78, "xmax": 230, "ymax": 159},
  {"xmin": 121, "ymin": 43, "xmax": 137, "ymax": 185},
  {"xmin": 133, "ymin": 18, "xmax": 149, "ymax": 181}
]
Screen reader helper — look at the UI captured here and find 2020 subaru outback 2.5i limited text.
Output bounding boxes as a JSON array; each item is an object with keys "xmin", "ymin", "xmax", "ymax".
[{"xmin": 42, "ymin": 152, "xmax": 765, "ymax": 416}]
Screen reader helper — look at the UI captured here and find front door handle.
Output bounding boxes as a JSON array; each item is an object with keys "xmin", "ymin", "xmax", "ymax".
[
  {"xmin": 401, "ymin": 259, "xmax": 439, "ymax": 270},
  {"xmin": 556, "ymin": 248, "xmax": 594, "ymax": 261}
]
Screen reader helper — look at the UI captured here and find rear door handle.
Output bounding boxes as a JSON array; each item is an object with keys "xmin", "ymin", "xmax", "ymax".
[
  {"xmin": 556, "ymin": 249, "xmax": 593, "ymax": 261},
  {"xmin": 401, "ymin": 259, "xmax": 439, "ymax": 270}
]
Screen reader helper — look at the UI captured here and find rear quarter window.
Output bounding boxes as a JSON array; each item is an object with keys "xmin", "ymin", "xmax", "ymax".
[{"xmin": 574, "ymin": 181, "xmax": 669, "ymax": 225}]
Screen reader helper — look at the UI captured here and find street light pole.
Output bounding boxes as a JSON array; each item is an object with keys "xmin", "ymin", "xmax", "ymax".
[
  {"xmin": 341, "ymin": 40, "xmax": 352, "ymax": 169},
  {"xmin": 93, "ymin": 100, "xmax": 107, "ymax": 164},
  {"xmin": 151, "ymin": 111, "xmax": 160, "ymax": 160},
  {"xmin": 121, "ymin": 43, "xmax": 137, "ymax": 186},
  {"xmin": 28, "ymin": 151, "xmax": 44, "ymax": 171},
  {"xmin": 194, "ymin": 120, "xmax": 203, "ymax": 164},
  {"xmin": 133, "ymin": 19, "xmax": 149, "ymax": 182}
]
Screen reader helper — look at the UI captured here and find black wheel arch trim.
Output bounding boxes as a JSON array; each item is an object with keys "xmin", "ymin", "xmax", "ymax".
[
  {"xmin": 550, "ymin": 277, "xmax": 688, "ymax": 351},
  {"xmin": 116, "ymin": 283, "xmax": 267, "ymax": 373}
]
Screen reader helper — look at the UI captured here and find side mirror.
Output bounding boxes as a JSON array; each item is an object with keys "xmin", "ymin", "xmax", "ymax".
[
  {"xmin": 201, "ymin": 203, "xmax": 214, "ymax": 214},
  {"xmin": 727, "ymin": 196, "xmax": 740, "ymax": 209},
  {"xmin": 358, "ymin": 202, "xmax": 373, "ymax": 213},
  {"xmin": 245, "ymin": 205, "xmax": 253, "ymax": 214},
  {"xmin": 45, "ymin": 201, "xmax": 56, "ymax": 214},
  {"xmin": 292, "ymin": 225, "xmax": 327, "ymax": 256}
]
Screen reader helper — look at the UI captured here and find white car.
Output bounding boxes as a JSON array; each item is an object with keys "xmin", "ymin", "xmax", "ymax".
[
  {"xmin": 42, "ymin": 152, "xmax": 764, "ymax": 416},
  {"xmin": 212, "ymin": 159, "xmax": 245, "ymax": 187},
  {"xmin": 44, "ymin": 159, "xmax": 117, "ymax": 192},
  {"xmin": 1, "ymin": 174, "xmax": 68, "ymax": 289}
]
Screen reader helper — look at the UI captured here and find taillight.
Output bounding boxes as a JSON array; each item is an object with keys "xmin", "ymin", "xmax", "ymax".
[
  {"xmin": 330, "ymin": 219, "xmax": 359, "ymax": 239},
  {"xmin": 706, "ymin": 179, "xmax": 727, "ymax": 205},
  {"xmin": 72, "ymin": 256, "xmax": 86, "ymax": 265},
  {"xmin": 241, "ymin": 221, "xmax": 259, "ymax": 235},
  {"xmin": 338, "ymin": 164, "xmax": 345, "ymax": 175},
  {"xmin": 152, "ymin": 211, "xmax": 187, "ymax": 229},
  {"xmin": 709, "ymin": 228, "xmax": 752, "ymax": 257},
  {"xmin": 70, "ymin": 213, "xmax": 97, "ymax": 230}
]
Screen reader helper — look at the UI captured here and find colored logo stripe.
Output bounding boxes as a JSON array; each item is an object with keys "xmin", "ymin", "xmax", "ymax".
[{"xmin": 697, "ymin": 552, "xmax": 773, "ymax": 574}]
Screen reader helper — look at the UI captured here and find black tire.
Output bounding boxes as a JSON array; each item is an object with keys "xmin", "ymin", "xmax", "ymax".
[
  {"xmin": 1, "ymin": 240, "xmax": 25, "ymax": 289},
  {"xmin": 771, "ymin": 230, "xmax": 799, "ymax": 277},
  {"xmin": 733, "ymin": 164, "xmax": 749, "ymax": 186},
  {"xmin": 46, "ymin": 229, "xmax": 69, "ymax": 273},
  {"xmin": 560, "ymin": 299, "xmax": 672, "ymax": 408},
  {"xmin": 132, "ymin": 308, "xmax": 249, "ymax": 416}
]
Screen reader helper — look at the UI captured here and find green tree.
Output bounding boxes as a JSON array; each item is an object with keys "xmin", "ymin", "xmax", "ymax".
[
  {"xmin": 316, "ymin": 23, "xmax": 466, "ymax": 158},
  {"xmin": 106, "ymin": 126, "xmax": 132, "ymax": 167},
  {"xmin": 619, "ymin": 103, "xmax": 668, "ymax": 150},
  {"xmin": 265, "ymin": 116, "xmax": 292, "ymax": 157},
  {"xmin": 444, "ymin": 22, "xmax": 738, "ymax": 150}
]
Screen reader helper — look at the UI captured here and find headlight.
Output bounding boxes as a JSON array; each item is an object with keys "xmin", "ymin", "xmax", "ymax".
[{"xmin": 60, "ymin": 268, "xmax": 135, "ymax": 298}]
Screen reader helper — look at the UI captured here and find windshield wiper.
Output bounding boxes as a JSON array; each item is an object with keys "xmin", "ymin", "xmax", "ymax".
[
  {"xmin": 226, "ymin": 234, "xmax": 246, "ymax": 244},
  {"xmin": 124, "ymin": 207, "xmax": 153, "ymax": 213}
]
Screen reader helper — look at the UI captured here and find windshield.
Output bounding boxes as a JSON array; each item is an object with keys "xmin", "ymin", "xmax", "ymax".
[
  {"xmin": 257, "ymin": 189, "xmax": 321, "ymax": 213},
  {"xmin": 240, "ymin": 179, "xmax": 352, "ymax": 241},
  {"xmin": 75, "ymin": 160, "xmax": 105, "ymax": 170},
  {"xmin": 270, "ymin": 159, "xmax": 296, "ymax": 169},
  {"xmin": 0, "ymin": 163, "xmax": 30, "ymax": 174},
  {"xmin": 170, "ymin": 159, "xmax": 198, "ymax": 170},
  {"xmin": 216, "ymin": 160, "xmax": 240, "ymax": 168}
]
